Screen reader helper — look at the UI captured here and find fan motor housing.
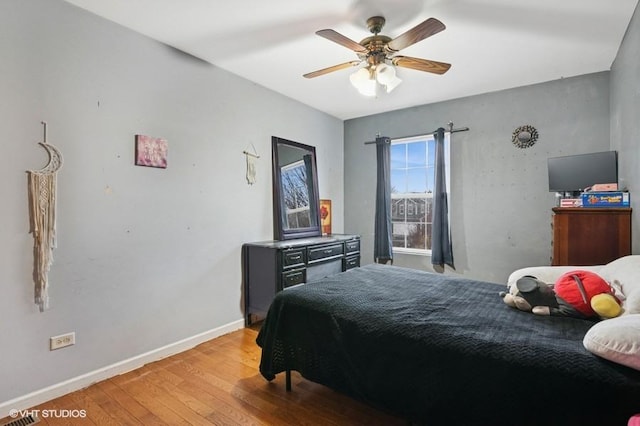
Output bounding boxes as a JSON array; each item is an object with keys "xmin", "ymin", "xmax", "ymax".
[{"xmin": 358, "ymin": 35, "xmax": 392, "ymax": 64}]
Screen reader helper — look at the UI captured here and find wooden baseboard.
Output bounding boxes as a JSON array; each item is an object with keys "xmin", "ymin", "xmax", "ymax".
[{"xmin": 0, "ymin": 319, "xmax": 244, "ymax": 419}]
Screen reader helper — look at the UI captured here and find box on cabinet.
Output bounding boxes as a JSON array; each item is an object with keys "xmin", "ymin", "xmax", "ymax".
[{"xmin": 581, "ymin": 191, "xmax": 630, "ymax": 207}]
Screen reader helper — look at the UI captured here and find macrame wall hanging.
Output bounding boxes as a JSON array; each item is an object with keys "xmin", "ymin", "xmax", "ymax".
[
  {"xmin": 27, "ymin": 122, "xmax": 63, "ymax": 312},
  {"xmin": 243, "ymin": 145, "xmax": 260, "ymax": 185}
]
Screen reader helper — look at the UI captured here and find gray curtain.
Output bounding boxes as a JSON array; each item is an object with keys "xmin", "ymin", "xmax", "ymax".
[
  {"xmin": 431, "ymin": 128, "xmax": 454, "ymax": 268},
  {"xmin": 374, "ymin": 136, "xmax": 393, "ymax": 264}
]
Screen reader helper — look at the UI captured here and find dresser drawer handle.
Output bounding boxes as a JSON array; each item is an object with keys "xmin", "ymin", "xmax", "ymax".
[
  {"xmin": 290, "ymin": 255, "xmax": 301, "ymax": 260},
  {"xmin": 324, "ymin": 249, "xmax": 333, "ymax": 254}
]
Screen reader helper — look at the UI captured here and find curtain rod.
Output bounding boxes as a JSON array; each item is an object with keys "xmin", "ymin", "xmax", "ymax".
[{"xmin": 364, "ymin": 125, "xmax": 469, "ymax": 145}]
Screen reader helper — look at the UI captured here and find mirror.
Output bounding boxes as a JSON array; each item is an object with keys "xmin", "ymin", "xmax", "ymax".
[{"xmin": 272, "ymin": 136, "xmax": 321, "ymax": 240}]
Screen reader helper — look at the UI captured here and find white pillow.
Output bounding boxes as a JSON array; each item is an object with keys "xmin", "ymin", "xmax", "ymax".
[
  {"xmin": 599, "ymin": 255, "xmax": 640, "ymax": 292},
  {"xmin": 583, "ymin": 314, "xmax": 640, "ymax": 371},
  {"xmin": 625, "ymin": 292, "xmax": 640, "ymax": 315}
]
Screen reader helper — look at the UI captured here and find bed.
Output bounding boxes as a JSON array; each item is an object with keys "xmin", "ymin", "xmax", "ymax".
[{"xmin": 256, "ymin": 262, "xmax": 640, "ymax": 425}]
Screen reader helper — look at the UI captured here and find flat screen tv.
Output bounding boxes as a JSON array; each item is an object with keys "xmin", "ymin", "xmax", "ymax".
[{"xmin": 547, "ymin": 151, "xmax": 618, "ymax": 193}]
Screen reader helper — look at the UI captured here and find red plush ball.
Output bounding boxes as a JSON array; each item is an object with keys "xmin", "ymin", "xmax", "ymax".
[{"xmin": 554, "ymin": 270, "xmax": 613, "ymax": 317}]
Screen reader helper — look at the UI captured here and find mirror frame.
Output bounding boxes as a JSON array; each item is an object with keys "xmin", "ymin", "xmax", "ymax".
[{"xmin": 272, "ymin": 136, "xmax": 321, "ymax": 240}]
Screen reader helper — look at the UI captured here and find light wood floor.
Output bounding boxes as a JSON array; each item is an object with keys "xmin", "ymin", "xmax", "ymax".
[{"xmin": 2, "ymin": 327, "xmax": 404, "ymax": 425}]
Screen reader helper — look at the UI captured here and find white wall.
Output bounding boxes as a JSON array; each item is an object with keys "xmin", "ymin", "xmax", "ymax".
[{"xmin": 0, "ymin": 0, "xmax": 343, "ymax": 408}]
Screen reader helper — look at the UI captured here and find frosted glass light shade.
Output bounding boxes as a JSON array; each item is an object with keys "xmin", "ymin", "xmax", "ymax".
[
  {"xmin": 376, "ymin": 63, "xmax": 396, "ymax": 85},
  {"xmin": 350, "ymin": 68, "xmax": 369, "ymax": 87},
  {"xmin": 385, "ymin": 75, "xmax": 402, "ymax": 93},
  {"xmin": 350, "ymin": 67, "xmax": 376, "ymax": 96},
  {"xmin": 358, "ymin": 78, "xmax": 377, "ymax": 97},
  {"xmin": 350, "ymin": 65, "xmax": 401, "ymax": 96}
]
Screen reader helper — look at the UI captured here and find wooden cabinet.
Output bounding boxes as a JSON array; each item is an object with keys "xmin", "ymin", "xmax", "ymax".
[
  {"xmin": 242, "ymin": 234, "xmax": 360, "ymax": 325},
  {"xmin": 552, "ymin": 207, "xmax": 632, "ymax": 266}
]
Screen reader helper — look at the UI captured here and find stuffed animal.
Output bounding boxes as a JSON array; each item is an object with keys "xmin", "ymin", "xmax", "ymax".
[
  {"xmin": 501, "ymin": 275, "xmax": 558, "ymax": 313},
  {"xmin": 501, "ymin": 270, "xmax": 622, "ymax": 319}
]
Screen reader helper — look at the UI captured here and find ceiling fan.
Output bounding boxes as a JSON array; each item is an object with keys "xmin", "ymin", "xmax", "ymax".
[{"xmin": 304, "ymin": 16, "xmax": 451, "ymax": 95}]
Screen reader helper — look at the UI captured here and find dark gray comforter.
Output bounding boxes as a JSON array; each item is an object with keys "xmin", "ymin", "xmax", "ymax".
[{"xmin": 257, "ymin": 264, "xmax": 640, "ymax": 425}]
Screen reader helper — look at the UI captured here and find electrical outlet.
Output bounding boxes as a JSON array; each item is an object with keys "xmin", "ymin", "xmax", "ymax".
[{"xmin": 50, "ymin": 332, "xmax": 75, "ymax": 350}]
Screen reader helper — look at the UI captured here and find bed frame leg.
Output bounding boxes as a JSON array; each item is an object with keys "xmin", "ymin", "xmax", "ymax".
[{"xmin": 285, "ymin": 370, "xmax": 291, "ymax": 391}]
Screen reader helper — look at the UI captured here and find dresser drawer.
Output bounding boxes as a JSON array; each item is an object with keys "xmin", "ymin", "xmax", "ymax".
[
  {"xmin": 344, "ymin": 255, "xmax": 360, "ymax": 270},
  {"xmin": 308, "ymin": 243, "xmax": 344, "ymax": 263},
  {"xmin": 282, "ymin": 268, "xmax": 306, "ymax": 289},
  {"xmin": 345, "ymin": 239, "xmax": 360, "ymax": 254},
  {"xmin": 282, "ymin": 249, "xmax": 305, "ymax": 269}
]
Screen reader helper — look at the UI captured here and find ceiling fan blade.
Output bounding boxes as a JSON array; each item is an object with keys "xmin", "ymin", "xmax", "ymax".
[
  {"xmin": 392, "ymin": 56, "xmax": 451, "ymax": 75},
  {"xmin": 303, "ymin": 61, "xmax": 362, "ymax": 78},
  {"xmin": 387, "ymin": 18, "xmax": 446, "ymax": 52},
  {"xmin": 316, "ymin": 29, "xmax": 368, "ymax": 53}
]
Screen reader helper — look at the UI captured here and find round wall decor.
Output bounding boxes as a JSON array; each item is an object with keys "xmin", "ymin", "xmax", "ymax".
[{"xmin": 512, "ymin": 125, "xmax": 538, "ymax": 149}]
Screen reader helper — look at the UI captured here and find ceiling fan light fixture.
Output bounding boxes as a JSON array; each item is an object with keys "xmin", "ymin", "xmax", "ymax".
[
  {"xmin": 359, "ymin": 75, "xmax": 377, "ymax": 97},
  {"xmin": 350, "ymin": 67, "xmax": 377, "ymax": 96},
  {"xmin": 385, "ymin": 75, "xmax": 402, "ymax": 93},
  {"xmin": 376, "ymin": 63, "xmax": 402, "ymax": 93},
  {"xmin": 349, "ymin": 67, "xmax": 369, "ymax": 86},
  {"xmin": 375, "ymin": 63, "xmax": 395, "ymax": 85}
]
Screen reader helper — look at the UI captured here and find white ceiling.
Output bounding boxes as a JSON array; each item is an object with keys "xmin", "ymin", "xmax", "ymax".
[{"xmin": 63, "ymin": 0, "xmax": 638, "ymax": 120}]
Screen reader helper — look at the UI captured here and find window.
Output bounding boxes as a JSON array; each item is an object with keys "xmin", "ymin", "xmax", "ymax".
[
  {"xmin": 281, "ymin": 160, "xmax": 311, "ymax": 228},
  {"xmin": 391, "ymin": 133, "xmax": 450, "ymax": 254}
]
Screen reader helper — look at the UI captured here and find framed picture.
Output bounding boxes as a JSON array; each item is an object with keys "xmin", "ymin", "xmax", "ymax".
[
  {"xmin": 135, "ymin": 134, "xmax": 168, "ymax": 168},
  {"xmin": 320, "ymin": 199, "xmax": 332, "ymax": 235}
]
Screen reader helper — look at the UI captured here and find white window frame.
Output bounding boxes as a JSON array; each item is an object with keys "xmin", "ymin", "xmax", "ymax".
[
  {"xmin": 280, "ymin": 159, "xmax": 310, "ymax": 228},
  {"xmin": 391, "ymin": 133, "xmax": 450, "ymax": 256}
]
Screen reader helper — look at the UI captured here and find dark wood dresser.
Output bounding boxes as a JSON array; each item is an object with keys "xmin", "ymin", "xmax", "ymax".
[
  {"xmin": 242, "ymin": 234, "xmax": 360, "ymax": 325},
  {"xmin": 552, "ymin": 207, "xmax": 632, "ymax": 266}
]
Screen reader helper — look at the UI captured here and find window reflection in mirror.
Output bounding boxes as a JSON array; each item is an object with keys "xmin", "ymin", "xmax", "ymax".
[{"xmin": 280, "ymin": 157, "xmax": 311, "ymax": 229}]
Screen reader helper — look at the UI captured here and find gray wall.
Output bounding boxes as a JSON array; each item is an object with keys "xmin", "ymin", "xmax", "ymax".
[
  {"xmin": 345, "ymin": 73, "xmax": 611, "ymax": 283},
  {"xmin": 611, "ymin": 2, "xmax": 640, "ymax": 250},
  {"xmin": 0, "ymin": 0, "xmax": 343, "ymax": 403}
]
